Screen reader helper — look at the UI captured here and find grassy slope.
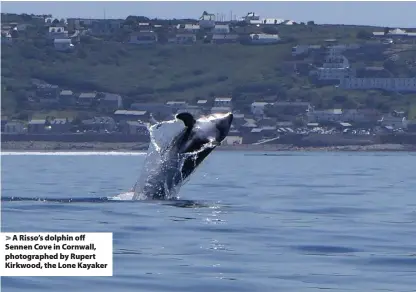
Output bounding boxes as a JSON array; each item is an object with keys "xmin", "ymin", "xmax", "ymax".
[{"xmin": 1, "ymin": 23, "xmax": 416, "ymax": 118}]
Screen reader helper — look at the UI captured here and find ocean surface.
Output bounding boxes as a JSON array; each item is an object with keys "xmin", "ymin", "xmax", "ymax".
[{"xmin": 1, "ymin": 151, "xmax": 416, "ymax": 291}]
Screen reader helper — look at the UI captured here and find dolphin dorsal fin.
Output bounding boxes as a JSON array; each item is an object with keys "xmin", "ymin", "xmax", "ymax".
[{"xmin": 176, "ymin": 112, "xmax": 196, "ymax": 128}]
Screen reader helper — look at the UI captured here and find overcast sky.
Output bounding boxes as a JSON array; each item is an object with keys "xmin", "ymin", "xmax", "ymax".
[{"xmin": 1, "ymin": 1, "xmax": 415, "ymax": 28}]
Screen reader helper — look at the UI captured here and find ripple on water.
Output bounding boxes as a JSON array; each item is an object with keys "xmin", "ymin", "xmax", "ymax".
[{"xmin": 2, "ymin": 152, "xmax": 416, "ymax": 292}]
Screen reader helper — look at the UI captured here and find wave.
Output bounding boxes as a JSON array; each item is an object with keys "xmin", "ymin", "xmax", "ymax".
[{"xmin": 1, "ymin": 151, "xmax": 147, "ymax": 156}]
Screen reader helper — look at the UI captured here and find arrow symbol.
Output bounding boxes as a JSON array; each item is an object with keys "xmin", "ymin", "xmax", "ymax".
[{"xmin": 6, "ymin": 236, "xmax": 11, "ymax": 241}]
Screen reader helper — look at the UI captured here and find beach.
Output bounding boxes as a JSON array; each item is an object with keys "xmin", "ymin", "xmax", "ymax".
[{"xmin": 2, "ymin": 141, "xmax": 416, "ymax": 152}]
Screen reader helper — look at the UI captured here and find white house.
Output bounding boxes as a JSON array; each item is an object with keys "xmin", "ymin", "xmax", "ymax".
[
  {"xmin": 312, "ymin": 55, "xmax": 355, "ymax": 81},
  {"xmin": 48, "ymin": 27, "xmax": 68, "ymax": 39},
  {"xmin": 54, "ymin": 39, "xmax": 74, "ymax": 51},
  {"xmin": 339, "ymin": 78, "xmax": 416, "ymax": 92},
  {"xmin": 4, "ymin": 121, "xmax": 25, "ymax": 133},
  {"xmin": 248, "ymin": 33, "xmax": 280, "ymax": 44},
  {"xmin": 214, "ymin": 97, "xmax": 232, "ymax": 108},
  {"xmin": 176, "ymin": 24, "xmax": 200, "ymax": 33},
  {"xmin": 251, "ymin": 102, "xmax": 270, "ymax": 116}
]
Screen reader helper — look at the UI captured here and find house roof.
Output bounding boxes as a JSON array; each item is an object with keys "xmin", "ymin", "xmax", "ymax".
[
  {"xmin": 79, "ymin": 92, "xmax": 97, "ymax": 99},
  {"xmin": 214, "ymin": 97, "xmax": 232, "ymax": 102},
  {"xmin": 29, "ymin": 119, "xmax": 46, "ymax": 125},
  {"xmin": 252, "ymin": 102, "xmax": 269, "ymax": 106},
  {"xmin": 211, "ymin": 106, "xmax": 232, "ymax": 112},
  {"xmin": 5, "ymin": 121, "xmax": 24, "ymax": 126},
  {"xmin": 114, "ymin": 110, "xmax": 147, "ymax": 116},
  {"xmin": 197, "ymin": 100, "xmax": 208, "ymax": 104},
  {"xmin": 60, "ymin": 90, "xmax": 73, "ymax": 95},
  {"xmin": 166, "ymin": 101, "xmax": 187, "ymax": 105}
]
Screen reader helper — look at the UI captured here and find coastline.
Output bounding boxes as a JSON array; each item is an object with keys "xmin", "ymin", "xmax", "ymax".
[{"xmin": 2, "ymin": 141, "xmax": 416, "ymax": 152}]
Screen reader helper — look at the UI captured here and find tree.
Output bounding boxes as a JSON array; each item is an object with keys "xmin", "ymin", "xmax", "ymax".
[{"xmin": 356, "ymin": 30, "xmax": 372, "ymax": 40}]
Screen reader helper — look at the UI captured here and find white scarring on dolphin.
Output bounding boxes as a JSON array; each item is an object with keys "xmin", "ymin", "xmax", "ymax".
[{"xmin": 132, "ymin": 112, "xmax": 233, "ymax": 200}]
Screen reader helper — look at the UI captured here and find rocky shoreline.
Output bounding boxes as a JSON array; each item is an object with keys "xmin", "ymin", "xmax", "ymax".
[{"xmin": 2, "ymin": 141, "xmax": 416, "ymax": 152}]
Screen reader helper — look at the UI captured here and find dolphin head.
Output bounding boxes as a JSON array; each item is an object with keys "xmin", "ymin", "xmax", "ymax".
[{"xmin": 176, "ymin": 112, "xmax": 233, "ymax": 149}]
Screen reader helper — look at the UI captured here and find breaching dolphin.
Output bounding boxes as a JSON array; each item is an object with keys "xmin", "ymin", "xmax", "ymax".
[{"xmin": 132, "ymin": 111, "xmax": 233, "ymax": 200}]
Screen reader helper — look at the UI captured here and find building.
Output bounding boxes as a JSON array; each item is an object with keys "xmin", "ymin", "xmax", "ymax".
[
  {"xmin": 339, "ymin": 78, "xmax": 416, "ymax": 92},
  {"xmin": 36, "ymin": 84, "xmax": 60, "ymax": 103},
  {"xmin": 48, "ymin": 27, "xmax": 68, "ymax": 39},
  {"xmin": 212, "ymin": 24, "xmax": 230, "ymax": 34},
  {"xmin": 247, "ymin": 33, "xmax": 280, "ymax": 45},
  {"xmin": 176, "ymin": 24, "xmax": 200, "ymax": 33},
  {"xmin": 251, "ymin": 102, "xmax": 270, "ymax": 116},
  {"xmin": 78, "ymin": 92, "xmax": 97, "ymax": 107},
  {"xmin": 28, "ymin": 119, "xmax": 47, "ymax": 133},
  {"xmin": 311, "ymin": 55, "xmax": 355, "ymax": 81},
  {"xmin": 129, "ymin": 31, "xmax": 158, "ymax": 45},
  {"xmin": 114, "ymin": 110, "xmax": 149, "ymax": 122},
  {"xmin": 307, "ymin": 109, "xmax": 344, "ymax": 123},
  {"xmin": 214, "ymin": 97, "xmax": 232, "ymax": 108},
  {"xmin": 49, "ymin": 118, "xmax": 72, "ymax": 133},
  {"xmin": 4, "ymin": 121, "xmax": 25, "ymax": 133},
  {"xmin": 99, "ymin": 93, "xmax": 123, "ymax": 112},
  {"xmin": 199, "ymin": 12, "xmax": 216, "ymax": 29},
  {"xmin": 59, "ymin": 90, "xmax": 76, "ymax": 105}
]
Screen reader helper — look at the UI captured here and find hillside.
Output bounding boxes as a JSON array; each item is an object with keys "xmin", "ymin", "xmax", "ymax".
[{"xmin": 2, "ymin": 18, "xmax": 416, "ymax": 118}]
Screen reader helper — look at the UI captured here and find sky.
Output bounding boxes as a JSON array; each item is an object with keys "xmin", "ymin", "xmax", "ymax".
[{"xmin": 1, "ymin": 1, "xmax": 416, "ymax": 28}]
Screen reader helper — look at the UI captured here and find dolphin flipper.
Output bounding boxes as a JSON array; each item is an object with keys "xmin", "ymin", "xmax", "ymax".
[{"xmin": 176, "ymin": 112, "xmax": 196, "ymax": 128}]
